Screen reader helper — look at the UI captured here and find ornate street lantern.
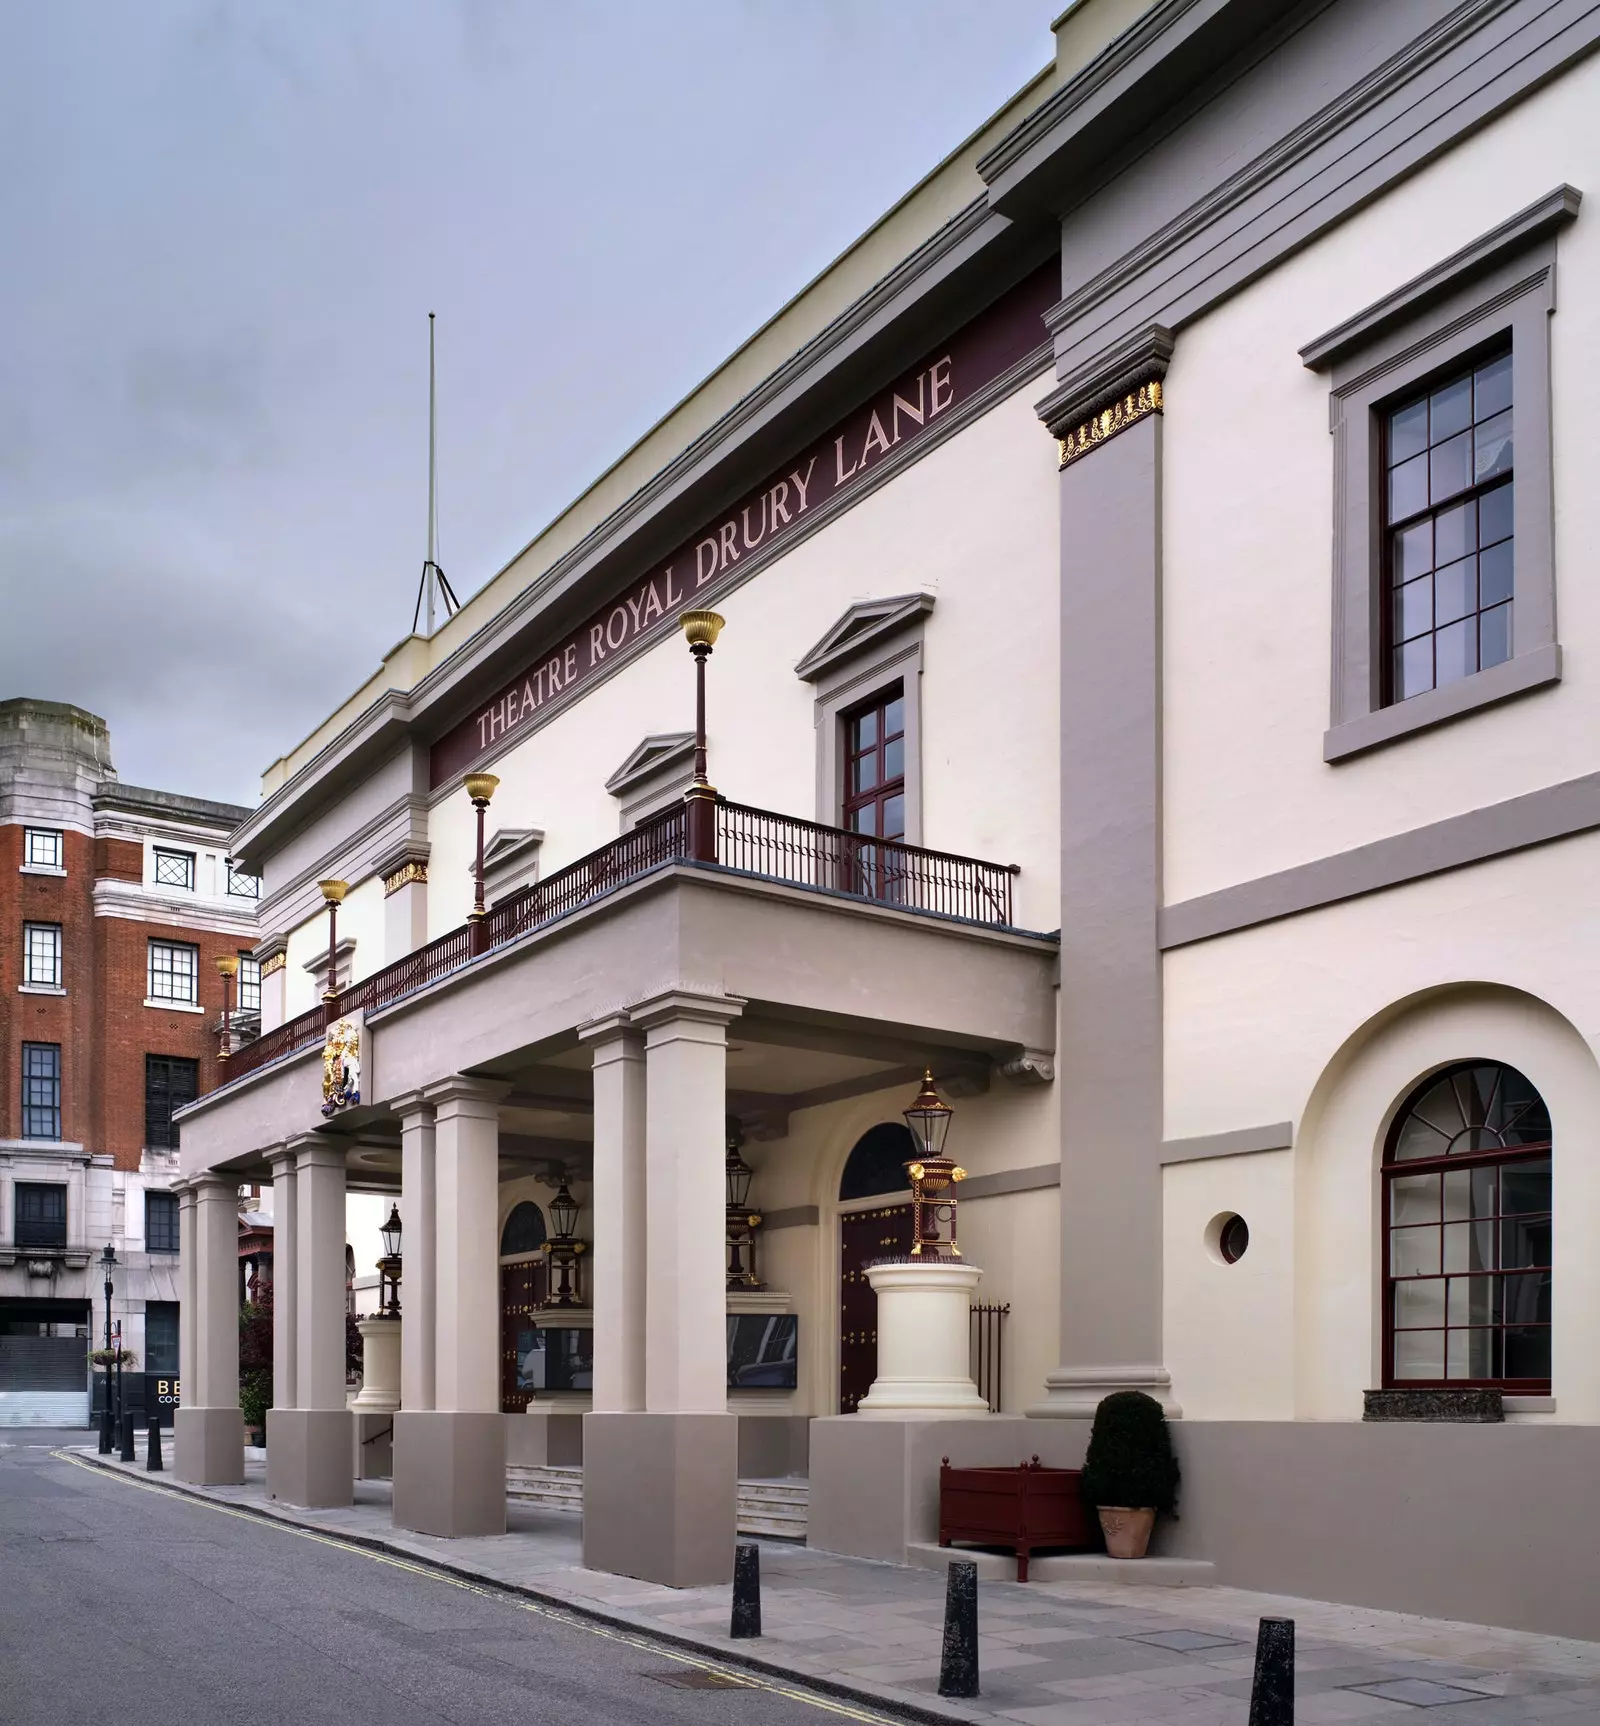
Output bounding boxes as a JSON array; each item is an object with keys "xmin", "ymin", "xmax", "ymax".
[
  {"xmin": 375, "ymin": 1202, "xmax": 403, "ymax": 1318},
  {"xmin": 725, "ymin": 1119, "xmax": 763, "ymax": 1290},
  {"xmin": 902, "ymin": 1070, "xmax": 965, "ymax": 1258},
  {"xmin": 543, "ymin": 1178, "xmax": 586, "ymax": 1309},
  {"xmin": 463, "ymin": 772, "xmax": 500, "ymax": 954}
]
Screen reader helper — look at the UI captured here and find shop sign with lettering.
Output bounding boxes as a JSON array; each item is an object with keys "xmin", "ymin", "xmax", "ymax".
[{"xmin": 429, "ymin": 263, "xmax": 1055, "ymax": 787}]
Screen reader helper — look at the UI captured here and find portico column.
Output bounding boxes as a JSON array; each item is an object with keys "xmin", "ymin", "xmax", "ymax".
[
  {"xmin": 175, "ymin": 1173, "xmax": 244, "ymax": 1484},
  {"xmin": 579, "ymin": 1016, "xmax": 646, "ymax": 1414},
  {"xmin": 393, "ymin": 1075, "xmax": 508, "ymax": 1537},
  {"xmin": 584, "ymin": 989, "xmax": 742, "ymax": 1587},
  {"xmin": 268, "ymin": 1138, "xmax": 353, "ymax": 1505},
  {"xmin": 266, "ymin": 1146, "xmax": 297, "ymax": 1413},
  {"xmin": 176, "ymin": 1182, "xmax": 197, "ymax": 1406},
  {"xmin": 1031, "ymin": 329, "xmax": 1178, "ymax": 1418},
  {"xmin": 393, "ymin": 1093, "xmax": 436, "ymax": 1412}
]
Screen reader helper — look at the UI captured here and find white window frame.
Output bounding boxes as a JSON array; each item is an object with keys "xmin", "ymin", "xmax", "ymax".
[
  {"xmin": 21, "ymin": 828, "xmax": 65, "ymax": 875},
  {"xmin": 147, "ymin": 939, "xmax": 200, "ymax": 1008},
  {"xmin": 21, "ymin": 923, "xmax": 63, "ymax": 992}
]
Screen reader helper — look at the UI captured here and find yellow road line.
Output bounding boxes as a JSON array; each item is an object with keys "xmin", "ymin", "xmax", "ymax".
[{"xmin": 52, "ymin": 1452, "xmax": 899, "ymax": 1724}]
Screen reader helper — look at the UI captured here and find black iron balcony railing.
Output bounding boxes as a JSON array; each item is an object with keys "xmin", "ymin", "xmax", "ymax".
[{"xmin": 221, "ymin": 797, "xmax": 1018, "ymax": 1085}]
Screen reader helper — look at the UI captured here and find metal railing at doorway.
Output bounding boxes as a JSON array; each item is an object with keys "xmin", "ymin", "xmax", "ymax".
[{"xmin": 969, "ymin": 1302, "xmax": 1010, "ymax": 1413}]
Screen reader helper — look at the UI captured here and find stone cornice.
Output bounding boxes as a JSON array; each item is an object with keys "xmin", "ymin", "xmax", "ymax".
[{"xmin": 1036, "ymin": 323, "xmax": 1173, "ymax": 442}]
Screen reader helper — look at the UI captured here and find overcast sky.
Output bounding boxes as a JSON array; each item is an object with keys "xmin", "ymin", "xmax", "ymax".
[{"xmin": 0, "ymin": 3, "xmax": 1052, "ymax": 807}]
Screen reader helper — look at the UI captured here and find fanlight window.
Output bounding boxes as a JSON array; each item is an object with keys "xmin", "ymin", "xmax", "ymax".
[
  {"xmin": 839, "ymin": 1123, "xmax": 917, "ymax": 1201},
  {"xmin": 1384, "ymin": 1062, "xmax": 1551, "ymax": 1391},
  {"xmin": 501, "ymin": 1201, "xmax": 547, "ymax": 1257}
]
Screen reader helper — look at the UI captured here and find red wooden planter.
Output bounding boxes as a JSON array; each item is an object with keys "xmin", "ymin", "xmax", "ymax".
[{"xmin": 938, "ymin": 1454, "xmax": 1092, "ymax": 1581}]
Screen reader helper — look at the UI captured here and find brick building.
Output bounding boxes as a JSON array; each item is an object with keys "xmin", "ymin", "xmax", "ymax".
[{"xmin": 0, "ymin": 699, "xmax": 256, "ymax": 1424}]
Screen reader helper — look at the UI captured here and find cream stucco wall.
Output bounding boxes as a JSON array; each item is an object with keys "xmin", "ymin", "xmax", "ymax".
[
  {"xmin": 418, "ymin": 371, "xmax": 1062, "ymax": 940},
  {"xmin": 1163, "ymin": 830, "xmax": 1600, "ymax": 1422},
  {"xmin": 1162, "ymin": 56, "xmax": 1600, "ymax": 904},
  {"xmin": 281, "ymin": 874, "xmax": 387, "ymax": 1021}
]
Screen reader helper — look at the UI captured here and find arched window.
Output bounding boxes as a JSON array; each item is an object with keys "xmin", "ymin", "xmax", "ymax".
[
  {"xmin": 500, "ymin": 1201, "xmax": 547, "ymax": 1258},
  {"xmin": 1384, "ymin": 1061, "xmax": 1551, "ymax": 1390},
  {"xmin": 839, "ymin": 1123, "xmax": 917, "ymax": 1201}
]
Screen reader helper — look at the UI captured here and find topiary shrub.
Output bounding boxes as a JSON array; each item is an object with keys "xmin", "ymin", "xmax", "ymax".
[
  {"xmin": 239, "ymin": 1369, "xmax": 272, "ymax": 1435},
  {"xmin": 1079, "ymin": 1390, "xmax": 1179, "ymax": 1515}
]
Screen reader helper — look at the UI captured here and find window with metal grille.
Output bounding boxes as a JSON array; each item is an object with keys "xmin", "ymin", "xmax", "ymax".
[
  {"xmin": 153, "ymin": 848, "xmax": 196, "ymax": 890},
  {"xmin": 144, "ymin": 1301, "xmax": 179, "ymax": 1372},
  {"xmin": 148, "ymin": 940, "xmax": 199, "ymax": 1004},
  {"xmin": 1383, "ymin": 350, "xmax": 1513, "ymax": 705},
  {"xmin": 1384, "ymin": 1061, "xmax": 1550, "ymax": 1390},
  {"xmin": 22, "ymin": 923, "xmax": 62, "ymax": 989},
  {"xmin": 23, "ymin": 828, "xmax": 64, "ymax": 870},
  {"xmin": 236, "ymin": 955, "xmax": 261, "ymax": 1013},
  {"xmin": 226, "ymin": 862, "xmax": 260, "ymax": 899},
  {"xmin": 14, "ymin": 1182, "xmax": 67, "ymax": 1249},
  {"xmin": 21, "ymin": 1043, "xmax": 60, "ymax": 1139},
  {"xmin": 146, "ymin": 1191, "xmax": 179, "ymax": 1253},
  {"xmin": 145, "ymin": 1056, "xmax": 199, "ymax": 1150}
]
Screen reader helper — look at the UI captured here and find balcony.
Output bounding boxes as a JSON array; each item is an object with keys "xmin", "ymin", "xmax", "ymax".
[{"xmin": 223, "ymin": 798, "xmax": 1024, "ymax": 1086}]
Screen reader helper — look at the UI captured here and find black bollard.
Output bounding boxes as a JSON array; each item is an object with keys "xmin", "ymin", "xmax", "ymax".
[
  {"xmin": 119, "ymin": 1408, "xmax": 137, "ymax": 1463},
  {"xmin": 730, "ymin": 1542, "xmax": 761, "ymax": 1639},
  {"xmin": 146, "ymin": 1416, "xmax": 163, "ymax": 1473},
  {"xmin": 938, "ymin": 1560, "xmax": 979, "ymax": 1699},
  {"xmin": 1248, "ymin": 1616, "xmax": 1295, "ymax": 1726}
]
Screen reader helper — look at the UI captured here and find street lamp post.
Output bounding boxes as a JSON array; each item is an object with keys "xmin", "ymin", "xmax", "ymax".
[
  {"xmin": 680, "ymin": 610, "xmax": 724, "ymax": 862},
  {"xmin": 376, "ymin": 1203, "xmax": 403, "ymax": 1318},
  {"xmin": 98, "ymin": 1243, "xmax": 117, "ymax": 1454},
  {"xmin": 463, "ymin": 773, "xmax": 500, "ymax": 956}
]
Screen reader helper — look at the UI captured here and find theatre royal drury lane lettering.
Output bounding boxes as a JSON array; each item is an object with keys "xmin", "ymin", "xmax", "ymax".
[{"xmin": 429, "ymin": 263, "xmax": 1056, "ymax": 787}]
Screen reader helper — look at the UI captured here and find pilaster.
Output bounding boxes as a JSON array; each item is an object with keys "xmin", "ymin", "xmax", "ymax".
[{"xmin": 1033, "ymin": 329, "xmax": 1178, "ymax": 1418}]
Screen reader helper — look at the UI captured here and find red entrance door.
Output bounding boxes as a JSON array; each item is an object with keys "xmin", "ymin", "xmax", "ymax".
[
  {"xmin": 500, "ymin": 1260, "xmax": 549, "ymax": 1413},
  {"xmin": 838, "ymin": 1204, "xmax": 914, "ymax": 1413}
]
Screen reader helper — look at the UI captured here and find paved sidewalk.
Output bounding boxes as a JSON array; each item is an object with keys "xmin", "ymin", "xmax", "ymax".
[{"xmin": 70, "ymin": 1447, "xmax": 1600, "ymax": 1724}]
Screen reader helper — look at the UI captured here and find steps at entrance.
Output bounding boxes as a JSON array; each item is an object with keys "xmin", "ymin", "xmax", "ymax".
[{"xmin": 505, "ymin": 1465, "xmax": 809, "ymax": 1540}]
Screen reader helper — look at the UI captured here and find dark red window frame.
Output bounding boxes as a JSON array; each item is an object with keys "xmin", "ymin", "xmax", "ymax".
[
  {"xmin": 1382, "ymin": 1061, "xmax": 1551, "ymax": 1393},
  {"xmin": 842, "ymin": 684, "xmax": 906, "ymax": 842}
]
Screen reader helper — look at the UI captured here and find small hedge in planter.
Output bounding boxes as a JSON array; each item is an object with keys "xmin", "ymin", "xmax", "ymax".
[{"xmin": 1079, "ymin": 1391, "xmax": 1179, "ymax": 1558}]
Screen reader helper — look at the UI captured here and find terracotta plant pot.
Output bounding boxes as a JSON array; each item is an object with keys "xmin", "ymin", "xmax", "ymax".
[{"xmin": 1097, "ymin": 1505, "xmax": 1155, "ymax": 1559}]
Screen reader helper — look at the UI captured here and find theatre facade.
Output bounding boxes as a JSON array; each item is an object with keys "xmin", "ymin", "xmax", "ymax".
[{"xmin": 175, "ymin": 0, "xmax": 1600, "ymax": 1636}]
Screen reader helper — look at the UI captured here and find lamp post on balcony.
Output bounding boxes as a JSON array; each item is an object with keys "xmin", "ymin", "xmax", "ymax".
[
  {"xmin": 215, "ymin": 954, "xmax": 238, "ymax": 1064},
  {"xmin": 463, "ymin": 773, "xmax": 500, "ymax": 955},
  {"xmin": 681, "ymin": 609, "xmax": 725, "ymax": 862},
  {"xmin": 318, "ymin": 879, "xmax": 348, "ymax": 1025}
]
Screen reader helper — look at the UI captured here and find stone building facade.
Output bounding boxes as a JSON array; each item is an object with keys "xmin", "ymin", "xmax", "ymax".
[{"xmin": 0, "ymin": 699, "xmax": 255, "ymax": 1423}]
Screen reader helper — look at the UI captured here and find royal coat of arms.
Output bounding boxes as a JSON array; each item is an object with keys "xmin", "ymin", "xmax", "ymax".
[{"xmin": 321, "ymin": 1016, "xmax": 362, "ymax": 1116}]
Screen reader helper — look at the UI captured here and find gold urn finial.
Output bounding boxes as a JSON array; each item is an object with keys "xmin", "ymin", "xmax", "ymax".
[
  {"xmin": 318, "ymin": 878, "xmax": 349, "ymax": 905},
  {"xmin": 214, "ymin": 954, "xmax": 240, "ymax": 979},
  {"xmin": 463, "ymin": 771, "xmax": 500, "ymax": 805},
  {"xmin": 681, "ymin": 609, "xmax": 725, "ymax": 650}
]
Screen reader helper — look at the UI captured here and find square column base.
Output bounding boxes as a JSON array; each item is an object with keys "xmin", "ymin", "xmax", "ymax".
[
  {"xmin": 583, "ymin": 1412, "xmax": 736, "ymax": 1587},
  {"xmin": 266, "ymin": 1408, "xmax": 355, "ymax": 1507},
  {"xmin": 174, "ymin": 1406, "xmax": 245, "ymax": 1485},
  {"xmin": 507, "ymin": 1406, "xmax": 586, "ymax": 1467},
  {"xmin": 393, "ymin": 1411, "xmax": 507, "ymax": 1537},
  {"xmin": 808, "ymin": 1414, "xmax": 1086, "ymax": 1565}
]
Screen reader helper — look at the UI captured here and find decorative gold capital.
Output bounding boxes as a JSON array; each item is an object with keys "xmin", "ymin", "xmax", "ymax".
[
  {"xmin": 382, "ymin": 860, "xmax": 428, "ymax": 896},
  {"xmin": 259, "ymin": 951, "xmax": 287, "ymax": 979},
  {"xmin": 1057, "ymin": 378, "xmax": 1163, "ymax": 469}
]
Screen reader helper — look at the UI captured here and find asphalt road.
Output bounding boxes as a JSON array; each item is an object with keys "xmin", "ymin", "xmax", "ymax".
[{"xmin": 0, "ymin": 1439, "xmax": 882, "ymax": 1726}]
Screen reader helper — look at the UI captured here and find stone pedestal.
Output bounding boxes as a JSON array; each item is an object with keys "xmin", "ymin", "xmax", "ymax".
[
  {"xmin": 856, "ymin": 1260, "xmax": 988, "ymax": 1417},
  {"xmin": 583, "ymin": 1410, "xmax": 737, "ymax": 1586},
  {"xmin": 393, "ymin": 1410, "xmax": 506, "ymax": 1536},
  {"xmin": 353, "ymin": 1316, "xmax": 401, "ymax": 1480},
  {"xmin": 267, "ymin": 1408, "xmax": 354, "ymax": 1507}
]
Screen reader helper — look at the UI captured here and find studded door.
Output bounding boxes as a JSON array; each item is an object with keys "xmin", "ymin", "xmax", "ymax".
[
  {"xmin": 499, "ymin": 1260, "xmax": 549, "ymax": 1413},
  {"xmin": 838, "ymin": 1204, "xmax": 914, "ymax": 1413}
]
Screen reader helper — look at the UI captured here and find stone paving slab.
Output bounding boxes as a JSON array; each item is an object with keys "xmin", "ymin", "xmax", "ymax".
[{"xmin": 68, "ymin": 1447, "xmax": 1600, "ymax": 1725}]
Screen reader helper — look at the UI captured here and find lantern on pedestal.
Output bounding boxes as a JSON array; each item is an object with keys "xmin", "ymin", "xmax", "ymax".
[
  {"xmin": 376, "ymin": 1202, "xmax": 402, "ymax": 1318},
  {"xmin": 903, "ymin": 1069, "xmax": 965, "ymax": 1258},
  {"xmin": 542, "ymin": 1178, "xmax": 586, "ymax": 1308},
  {"xmin": 725, "ymin": 1119, "xmax": 763, "ymax": 1290}
]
